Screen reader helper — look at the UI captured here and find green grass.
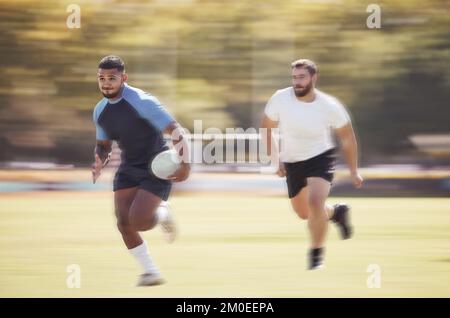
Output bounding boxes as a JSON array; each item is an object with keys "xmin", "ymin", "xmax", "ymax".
[{"xmin": 0, "ymin": 192, "xmax": 449, "ymax": 297}]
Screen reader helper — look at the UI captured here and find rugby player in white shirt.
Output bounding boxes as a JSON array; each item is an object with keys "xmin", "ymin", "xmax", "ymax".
[{"xmin": 261, "ymin": 59, "xmax": 363, "ymax": 269}]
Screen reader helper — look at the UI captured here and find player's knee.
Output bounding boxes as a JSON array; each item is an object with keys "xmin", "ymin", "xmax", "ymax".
[
  {"xmin": 116, "ymin": 219, "xmax": 133, "ymax": 234},
  {"xmin": 297, "ymin": 211, "xmax": 308, "ymax": 220},
  {"xmin": 129, "ymin": 212, "xmax": 157, "ymax": 232},
  {"xmin": 293, "ymin": 206, "xmax": 308, "ymax": 220},
  {"xmin": 129, "ymin": 215, "xmax": 147, "ymax": 231},
  {"xmin": 308, "ymin": 196, "xmax": 324, "ymax": 212}
]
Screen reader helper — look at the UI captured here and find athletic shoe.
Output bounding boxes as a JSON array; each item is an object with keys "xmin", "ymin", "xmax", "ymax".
[
  {"xmin": 137, "ymin": 273, "xmax": 165, "ymax": 286},
  {"xmin": 159, "ymin": 202, "xmax": 177, "ymax": 243},
  {"xmin": 331, "ymin": 203, "xmax": 353, "ymax": 240}
]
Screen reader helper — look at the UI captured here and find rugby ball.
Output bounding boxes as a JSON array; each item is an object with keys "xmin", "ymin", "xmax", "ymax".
[{"xmin": 150, "ymin": 149, "xmax": 182, "ymax": 180}]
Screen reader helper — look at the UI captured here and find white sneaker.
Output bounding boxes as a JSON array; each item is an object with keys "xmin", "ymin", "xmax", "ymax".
[
  {"xmin": 310, "ymin": 264, "xmax": 326, "ymax": 270},
  {"xmin": 137, "ymin": 273, "xmax": 165, "ymax": 286},
  {"xmin": 158, "ymin": 202, "xmax": 177, "ymax": 243}
]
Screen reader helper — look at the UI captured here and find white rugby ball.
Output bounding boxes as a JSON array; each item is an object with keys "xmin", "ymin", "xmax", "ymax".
[{"xmin": 150, "ymin": 149, "xmax": 182, "ymax": 180}]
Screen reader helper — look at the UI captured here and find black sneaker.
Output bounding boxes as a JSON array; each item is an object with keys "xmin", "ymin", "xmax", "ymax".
[
  {"xmin": 331, "ymin": 203, "xmax": 353, "ymax": 239},
  {"xmin": 308, "ymin": 248, "xmax": 324, "ymax": 270}
]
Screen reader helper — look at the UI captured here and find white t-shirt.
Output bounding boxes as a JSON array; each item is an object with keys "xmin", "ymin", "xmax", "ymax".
[{"xmin": 264, "ymin": 87, "xmax": 351, "ymax": 162}]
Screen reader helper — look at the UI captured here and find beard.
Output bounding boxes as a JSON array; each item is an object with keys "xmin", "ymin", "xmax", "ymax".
[
  {"xmin": 102, "ymin": 91, "xmax": 120, "ymax": 98},
  {"xmin": 101, "ymin": 84, "xmax": 123, "ymax": 99},
  {"xmin": 293, "ymin": 82, "xmax": 313, "ymax": 97}
]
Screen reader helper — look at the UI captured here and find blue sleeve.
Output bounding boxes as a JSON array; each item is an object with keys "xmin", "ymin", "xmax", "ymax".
[
  {"xmin": 124, "ymin": 87, "xmax": 175, "ymax": 132},
  {"xmin": 93, "ymin": 99, "xmax": 110, "ymax": 140}
]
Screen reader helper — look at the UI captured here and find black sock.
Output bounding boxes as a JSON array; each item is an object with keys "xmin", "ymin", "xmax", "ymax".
[
  {"xmin": 310, "ymin": 247, "xmax": 324, "ymax": 258},
  {"xmin": 309, "ymin": 248, "xmax": 324, "ymax": 269}
]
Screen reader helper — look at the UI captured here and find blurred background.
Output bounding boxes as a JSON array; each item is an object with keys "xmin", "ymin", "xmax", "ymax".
[
  {"xmin": 0, "ymin": 0, "xmax": 449, "ymax": 297},
  {"xmin": 0, "ymin": 0, "xmax": 449, "ymax": 197}
]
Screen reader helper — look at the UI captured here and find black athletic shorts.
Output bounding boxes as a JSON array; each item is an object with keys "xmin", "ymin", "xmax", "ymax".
[
  {"xmin": 284, "ymin": 148, "xmax": 337, "ymax": 198},
  {"xmin": 113, "ymin": 163, "xmax": 172, "ymax": 201}
]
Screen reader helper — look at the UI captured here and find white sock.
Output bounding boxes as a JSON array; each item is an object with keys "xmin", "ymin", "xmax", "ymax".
[
  {"xmin": 129, "ymin": 241, "xmax": 159, "ymax": 275},
  {"xmin": 326, "ymin": 203, "xmax": 334, "ymax": 220},
  {"xmin": 156, "ymin": 201, "xmax": 169, "ymax": 224}
]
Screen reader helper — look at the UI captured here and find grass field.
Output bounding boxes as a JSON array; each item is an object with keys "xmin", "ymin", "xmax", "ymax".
[{"xmin": 0, "ymin": 191, "xmax": 449, "ymax": 297}]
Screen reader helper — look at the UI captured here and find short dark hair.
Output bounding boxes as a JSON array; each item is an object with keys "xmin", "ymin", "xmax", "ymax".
[
  {"xmin": 98, "ymin": 55, "xmax": 125, "ymax": 72},
  {"xmin": 291, "ymin": 59, "xmax": 318, "ymax": 75}
]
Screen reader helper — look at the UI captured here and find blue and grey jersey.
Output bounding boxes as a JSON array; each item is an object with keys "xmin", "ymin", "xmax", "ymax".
[{"xmin": 92, "ymin": 83, "xmax": 175, "ymax": 166}]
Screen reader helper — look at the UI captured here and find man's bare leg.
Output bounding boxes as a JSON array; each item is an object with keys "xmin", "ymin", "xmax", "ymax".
[
  {"xmin": 305, "ymin": 177, "xmax": 331, "ymax": 269},
  {"xmin": 306, "ymin": 177, "xmax": 331, "ymax": 249},
  {"xmin": 128, "ymin": 189, "xmax": 162, "ymax": 232},
  {"xmin": 115, "ymin": 188, "xmax": 164, "ymax": 286},
  {"xmin": 290, "ymin": 187, "xmax": 334, "ymax": 221},
  {"xmin": 114, "ymin": 187, "xmax": 141, "ymax": 249},
  {"xmin": 290, "ymin": 186, "xmax": 352, "ymax": 240}
]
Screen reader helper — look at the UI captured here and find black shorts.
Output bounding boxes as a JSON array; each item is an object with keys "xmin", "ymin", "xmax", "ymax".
[
  {"xmin": 113, "ymin": 163, "xmax": 172, "ymax": 201},
  {"xmin": 284, "ymin": 148, "xmax": 337, "ymax": 198}
]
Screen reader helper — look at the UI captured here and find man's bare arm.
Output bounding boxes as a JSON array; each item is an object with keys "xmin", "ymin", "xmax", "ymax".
[
  {"xmin": 163, "ymin": 122, "xmax": 190, "ymax": 182},
  {"xmin": 334, "ymin": 123, "xmax": 363, "ymax": 188},
  {"xmin": 92, "ymin": 140, "xmax": 112, "ymax": 184},
  {"xmin": 334, "ymin": 123, "xmax": 358, "ymax": 173},
  {"xmin": 94, "ymin": 140, "xmax": 112, "ymax": 165},
  {"xmin": 261, "ymin": 115, "xmax": 284, "ymax": 177},
  {"xmin": 261, "ymin": 115, "xmax": 278, "ymax": 156}
]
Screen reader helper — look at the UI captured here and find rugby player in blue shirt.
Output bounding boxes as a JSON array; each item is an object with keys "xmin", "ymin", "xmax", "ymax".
[{"xmin": 92, "ymin": 55, "xmax": 190, "ymax": 286}]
